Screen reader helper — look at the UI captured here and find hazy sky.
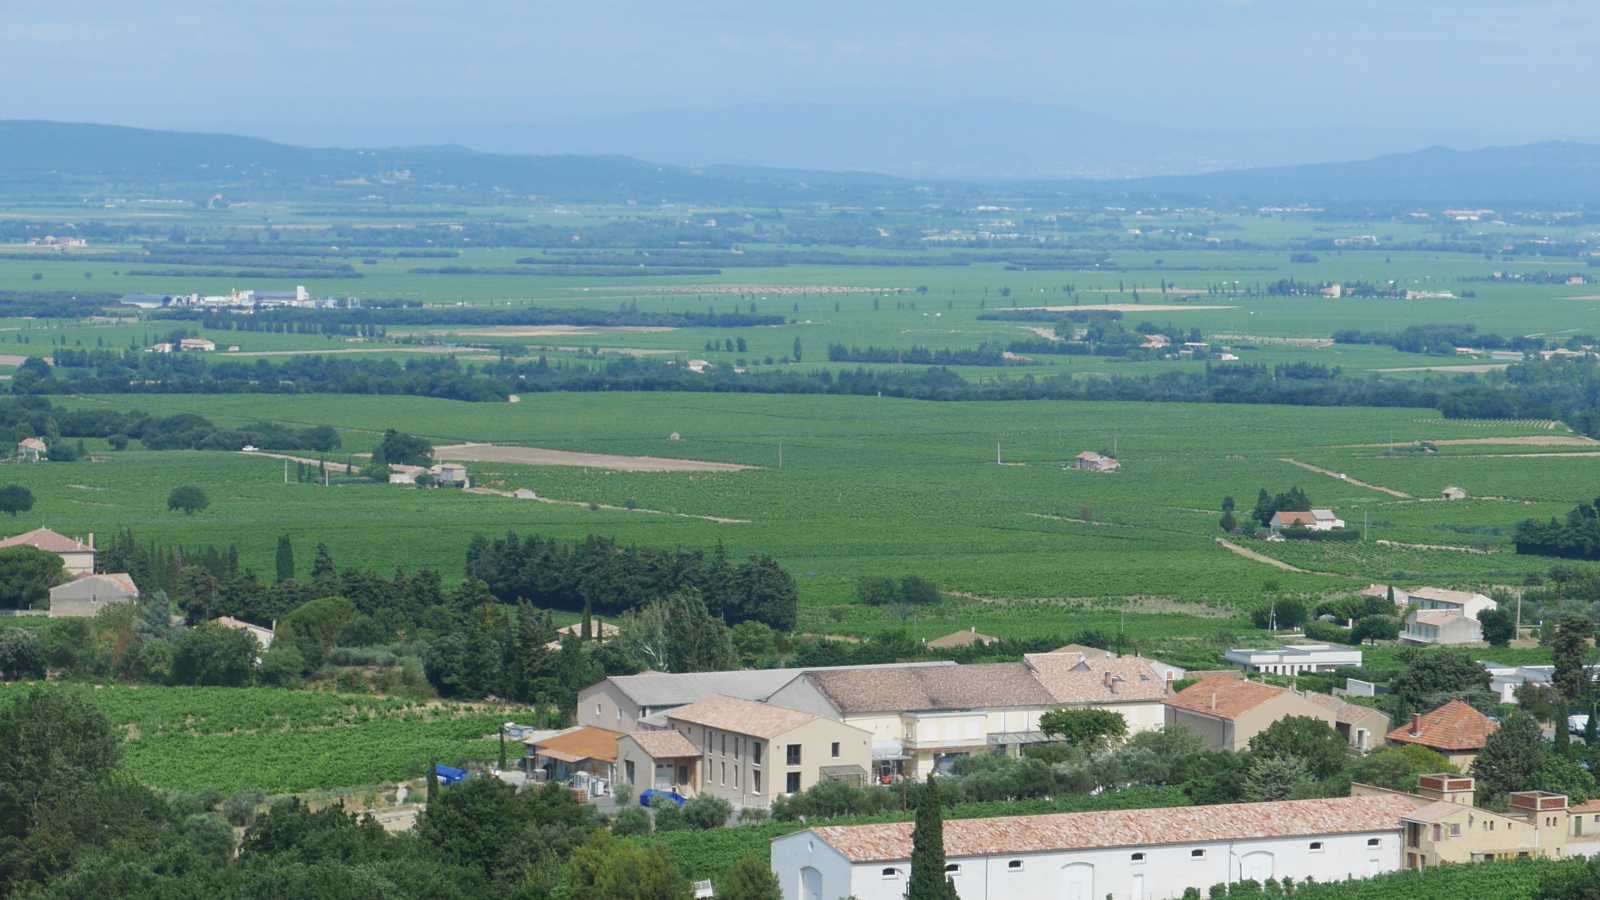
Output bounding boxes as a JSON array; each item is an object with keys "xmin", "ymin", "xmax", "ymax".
[{"xmin": 3, "ymin": 0, "xmax": 1596, "ymax": 149}]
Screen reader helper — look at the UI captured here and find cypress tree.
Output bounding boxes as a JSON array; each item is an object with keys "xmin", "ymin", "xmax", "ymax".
[
  {"xmin": 581, "ymin": 598, "xmax": 593, "ymax": 641},
  {"xmin": 426, "ymin": 758, "xmax": 439, "ymax": 802},
  {"xmin": 275, "ymin": 535, "xmax": 295, "ymax": 584},
  {"xmin": 311, "ymin": 543, "xmax": 336, "ymax": 580},
  {"xmin": 906, "ymin": 774, "xmax": 958, "ymax": 900}
]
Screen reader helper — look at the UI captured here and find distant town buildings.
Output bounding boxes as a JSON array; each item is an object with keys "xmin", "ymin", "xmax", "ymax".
[{"xmin": 119, "ymin": 285, "xmax": 352, "ymax": 312}]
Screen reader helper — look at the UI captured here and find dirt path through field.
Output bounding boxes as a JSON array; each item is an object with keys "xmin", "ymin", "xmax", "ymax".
[
  {"xmin": 465, "ymin": 486, "xmax": 749, "ymax": 524},
  {"xmin": 245, "ymin": 451, "xmax": 356, "ymax": 473},
  {"xmin": 1376, "ymin": 363, "xmax": 1510, "ymax": 374},
  {"xmin": 1016, "ymin": 304, "xmax": 1235, "ymax": 313},
  {"xmin": 435, "ymin": 443, "xmax": 756, "ymax": 472},
  {"xmin": 1025, "ymin": 512, "xmax": 1129, "ymax": 528},
  {"xmin": 1215, "ymin": 538, "xmax": 1337, "ymax": 575},
  {"xmin": 1278, "ymin": 458, "xmax": 1412, "ymax": 498},
  {"xmin": 1374, "ymin": 539, "xmax": 1497, "ymax": 555},
  {"xmin": 224, "ymin": 346, "xmax": 488, "ymax": 357}
]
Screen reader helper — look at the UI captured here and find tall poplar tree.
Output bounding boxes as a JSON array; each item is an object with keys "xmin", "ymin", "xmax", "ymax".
[{"xmin": 906, "ymin": 774, "xmax": 958, "ymax": 900}]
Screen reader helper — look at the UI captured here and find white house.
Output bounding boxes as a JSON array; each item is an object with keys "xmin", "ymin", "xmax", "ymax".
[
  {"xmin": 1408, "ymin": 587, "xmax": 1496, "ymax": 622},
  {"xmin": 179, "ymin": 337, "xmax": 216, "ymax": 352},
  {"xmin": 1224, "ymin": 644, "xmax": 1362, "ymax": 676},
  {"xmin": 770, "ymin": 794, "xmax": 1419, "ymax": 900},
  {"xmin": 1402, "ymin": 610, "xmax": 1483, "ymax": 646},
  {"xmin": 1268, "ymin": 509, "xmax": 1343, "ymax": 533}
]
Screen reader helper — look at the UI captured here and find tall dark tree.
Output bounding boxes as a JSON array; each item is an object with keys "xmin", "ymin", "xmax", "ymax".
[
  {"xmin": 0, "ymin": 546, "xmax": 65, "ymax": 610},
  {"xmin": 274, "ymin": 535, "xmax": 295, "ymax": 584},
  {"xmin": 166, "ymin": 485, "xmax": 209, "ymax": 515},
  {"xmin": 1473, "ymin": 711, "xmax": 1546, "ymax": 805},
  {"xmin": 310, "ymin": 543, "xmax": 336, "ymax": 581},
  {"xmin": 906, "ymin": 774, "xmax": 958, "ymax": 900}
]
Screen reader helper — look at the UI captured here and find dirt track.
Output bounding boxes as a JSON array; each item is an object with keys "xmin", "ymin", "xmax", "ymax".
[
  {"xmin": 1015, "ymin": 304, "xmax": 1235, "ymax": 313},
  {"xmin": 1376, "ymin": 364, "xmax": 1509, "ymax": 374},
  {"xmin": 466, "ymin": 486, "xmax": 748, "ymax": 524},
  {"xmin": 1279, "ymin": 458, "xmax": 1412, "ymax": 498},
  {"xmin": 435, "ymin": 443, "xmax": 756, "ymax": 472},
  {"xmin": 1215, "ymin": 538, "xmax": 1335, "ymax": 575},
  {"xmin": 1342, "ymin": 436, "xmax": 1598, "ymax": 448}
]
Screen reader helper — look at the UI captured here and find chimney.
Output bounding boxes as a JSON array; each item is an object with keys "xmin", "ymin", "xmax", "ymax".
[
  {"xmin": 970, "ymin": 626, "xmax": 976, "ymax": 634},
  {"xmin": 1210, "ymin": 690, "xmax": 1217, "ymax": 711},
  {"xmin": 1164, "ymin": 671, "xmax": 1174, "ymax": 695},
  {"xmin": 88, "ymin": 532, "xmax": 94, "ymax": 550},
  {"xmin": 1410, "ymin": 713, "xmax": 1422, "ymax": 737}
]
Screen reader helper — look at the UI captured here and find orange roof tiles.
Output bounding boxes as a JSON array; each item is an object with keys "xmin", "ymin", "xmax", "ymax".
[
  {"xmin": 811, "ymin": 794, "xmax": 1421, "ymax": 863},
  {"xmin": 0, "ymin": 528, "xmax": 90, "ymax": 554},
  {"xmin": 1387, "ymin": 699, "xmax": 1498, "ymax": 751},
  {"xmin": 1164, "ymin": 676, "xmax": 1288, "ymax": 721},
  {"xmin": 1027, "ymin": 654, "xmax": 1169, "ymax": 704},
  {"xmin": 530, "ymin": 725, "xmax": 623, "ymax": 763},
  {"xmin": 668, "ymin": 694, "xmax": 819, "ymax": 739}
]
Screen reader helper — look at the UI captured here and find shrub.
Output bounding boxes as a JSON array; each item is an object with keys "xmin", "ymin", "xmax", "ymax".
[
  {"xmin": 223, "ymin": 791, "xmax": 264, "ymax": 827},
  {"xmin": 611, "ymin": 806, "xmax": 652, "ymax": 837},
  {"xmin": 683, "ymin": 793, "xmax": 733, "ymax": 830},
  {"xmin": 651, "ymin": 796, "xmax": 686, "ymax": 832}
]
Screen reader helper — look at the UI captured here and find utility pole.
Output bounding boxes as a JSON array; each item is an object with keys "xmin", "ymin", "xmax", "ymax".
[
  {"xmin": 996, "ymin": 441, "xmax": 1001, "ymax": 465},
  {"xmin": 283, "ymin": 459, "xmax": 288, "ymax": 484},
  {"xmin": 778, "ymin": 442, "xmax": 783, "ymax": 469}
]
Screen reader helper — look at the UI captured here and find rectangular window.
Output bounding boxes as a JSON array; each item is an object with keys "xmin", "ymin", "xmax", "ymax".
[
  {"xmin": 944, "ymin": 864, "xmax": 960, "ymax": 876},
  {"xmin": 1309, "ymin": 842, "xmax": 1324, "ymax": 852},
  {"xmin": 752, "ymin": 742, "xmax": 763, "ymax": 765},
  {"xmin": 831, "ymin": 741, "xmax": 841, "ymax": 758},
  {"xmin": 1131, "ymin": 852, "xmax": 1145, "ymax": 863},
  {"xmin": 1007, "ymin": 860, "xmax": 1023, "ymax": 873},
  {"xmin": 720, "ymin": 762, "xmax": 726, "ymax": 785},
  {"xmin": 787, "ymin": 744, "xmax": 802, "ymax": 766},
  {"xmin": 754, "ymin": 770, "xmax": 762, "ymax": 794},
  {"xmin": 1190, "ymin": 849, "xmax": 1206, "ymax": 860},
  {"xmin": 1367, "ymin": 838, "xmax": 1381, "ymax": 848},
  {"xmin": 625, "ymin": 761, "xmax": 635, "ymax": 784},
  {"xmin": 734, "ymin": 766, "xmax": 740, "ymax": 789},
  {"xmin": 1433, "ymin": 825, "xmax": 1441, "ymax": 841},
  {"xmin": 735, "ymin": 737, "xmax": 741, "ymax": 761},
  {"xmin": 786, "ymin": 772, "xmax": 801, "ymax": 794},
  {"xmin": 881, "ymin": 868, "xmax": 899, "ymax": 880},
  {"xmin": 721, "ymin": 733, "xmax": 727, "ymax": 755}
]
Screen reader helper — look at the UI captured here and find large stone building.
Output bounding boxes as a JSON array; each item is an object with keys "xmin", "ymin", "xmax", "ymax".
[
  {"xmin": 0, "ymin": 528, "xmax": 96, "ymax": 576},
  {"xmin": 47, "ymin": 573, "xmax": 137, "ymax": 618}
]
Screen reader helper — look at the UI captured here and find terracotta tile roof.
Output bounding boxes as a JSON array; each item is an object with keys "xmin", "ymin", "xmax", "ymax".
[
  {"xmin": 1271, "ymin": 511, "xmax": 1318, "ymax": 527},
  {"xmin": 0, "ymin": 528, "xmax": 90, "ymax": 554},
  {"xmin": 1164, "ymin": 677, "xmax": 1287, "ymax": 720},
  {"xmin": 1027, "ymin": 654, "xmax": 1169, "ymax": 704},
  {"xmin": 810, "ymin": 794, "xmax": 1420, "ymax": 863},
  {"xmin": 529, "ymin": 725, "xmax": 624, "ymax": 763},
  {"xmin": 1409, "ymin": 587, "xmax": 1490, "ymax": 606},
  {"xmin": 1401, "ymin": 800, "xmax": 1470, "ymax": 824},
  {"xmin": 1387, "ymin": 700, "xmax": 1498, "ymax": 751},
  {"xmin": 625, "ymin": 730, "xmax": 700, "ymax": 759},
  {"xmin": 1569, "ymin": 799, "xmax": 1600, "ymax": 815},
  {"xmin": 805, "ymin": 664, "xmax": 1057, "ymax": 715},
  {"xmin": 60, "ymin": 572, "xmax": 137, "ymax": 594},
  {"xmin": 668, "ymin": 694, "xmax": 819, "ymax": 739},
  {"xmin": 1302, "ymin": 692, "xmax": 1389, "ymax": 727}
]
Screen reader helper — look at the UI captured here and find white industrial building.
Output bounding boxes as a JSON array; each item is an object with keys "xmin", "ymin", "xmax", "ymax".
[
  {"xmin": 770, "ymin": 794, "xmax": 1419, "ymax": 900},
  {"xmin": 1223, "ymin": 644, "xmax": 1361, "ymax": 675}
]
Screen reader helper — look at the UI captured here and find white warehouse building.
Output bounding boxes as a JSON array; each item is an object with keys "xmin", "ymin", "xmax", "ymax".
[{"xmin": 770, "ymin": 794, "xmax": 1419, "ymax": 900}]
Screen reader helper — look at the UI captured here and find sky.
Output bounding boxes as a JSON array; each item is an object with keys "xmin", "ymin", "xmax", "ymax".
[{"xmin": 2, "ymin": 0, "xmax": 1596, "ymax": 172}]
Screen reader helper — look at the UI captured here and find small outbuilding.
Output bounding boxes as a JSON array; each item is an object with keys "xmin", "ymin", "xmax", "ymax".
[
  {"xmin": 1442, "ymin": 486, "xmax": 1467, "ymax": 501},
  {"xmin": 15, "ymin": 437, "xmax": 46, "ymax": 463},
  {"xmin": 926, "ymin": 627, "xmax": 999, "ymax": 650},
  {"xmin": 1072, "ymin": 451, "xmax": 1120, "ymax": 473}
]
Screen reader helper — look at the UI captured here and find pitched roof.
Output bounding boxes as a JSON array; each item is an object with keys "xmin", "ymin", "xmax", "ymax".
[
  {"xmin": 1271, "ymin": 511, "xmax": 1317, "ymax": 527},
  {"xmin": 804, "ymin": 664, "xmax": 1057, "ymax": 715},
  {"xmin": 0, "ymin": 528, "xmax": 90, "ymax": 554},
  {"xmin": 1387, "ymin": 699, "xmax": 1498, "ymax": 751},
  {"xmin": 668, "ymin": 695, "xmax": 820, "ymax": 739},
  {"xmin": 1412, "ymin": 609, "xmax": 1467, "ymax": 626},
  {"xmin": 1409, "ymin": 587, "xmax": 1491, "ymax": 606},
  {"xmin": 53, "ymin": 572, "xmax": 137, "ymax": 594},
  {"xmin": 600, "ymin": 661, "xmax": 956, "ymax": 708},
  {"xmin": 1026, "ymin": 653, "xmax": 1170, "ymax": 704},
  {"xmin": 1302, "ymin": 692, "xmax": 1389, "ymax": 727},
  {"xmin": 1164, "ymin": 677, "xmax": 1289, "ymax": 720},
  {"xmin": 926, "ymin": 628, "xmax": 999, "ymax": 649},
  {"xmin": 1401, "ymin": 800, "xmax": 1470, "ymax": 824},
  {"xmin": 625, "ymin": 730, "xmax": 700, "ymax": 759},
  {"xmin": 808, "ymin": 794, "xmax": 1420, "ymax": 863},
  {"xmin": 529, "ymin": 725, "xmax": 624, "ymax": 763}
]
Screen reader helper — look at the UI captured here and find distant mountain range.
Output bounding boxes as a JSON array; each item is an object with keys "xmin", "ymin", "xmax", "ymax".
[{"xmin": 4, "ymin": 119, "xmax": 1600, "ymax": 208}]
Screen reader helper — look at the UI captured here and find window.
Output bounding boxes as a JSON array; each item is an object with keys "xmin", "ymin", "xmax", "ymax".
[
  {"xmin": 595, "ymin": 703, "xmax": 602, "ymax": 717},
  {"xmin": 720, "ymin": 762, "xmax": 726, "ymax": 785},
  {"xmin": 881, "ymin": 868, "xmax": 899, "ymax": 880},
  {"xmin": 734, "ymin": 765, "xmax": 740, "ymax": 788},
  {"xmin": 1190, "ymin": 849, "xmax": 1206, "ymax": 860},
  {"xmin": 944, "ymin": 864, "xmax": 961, "ymax": 876},
  {"xmin": 735, "ymin": 738, "xmax": 741, "ymax": 761},
  {"xmin": 1451, "ymin": 824, "xmax": 1461, "ymax": 836},
  {"xmin": 1131, "ymin": 852, "xmax": 1146, "ymax": 863},
  {"xmin": 1367, "ymin": 838, "xmax": 1381, "ymax": 848},
  {"xmin": 625, "ymin": 761, "xmax": 636, "ymax": 784},
  {"xmin": 787, "ymin": 744, "xmax": 802, "ymax": 766},
  {"xmin": 721, "ymin": 733, "xmax": 727, "ymax": 755},
  {"xmin": 831, "ymin": 741, "xmax": 841, "ymax": 758},
  {"xmin": 1432, "ymin": 825, "xmax": 1441, "ymax": 841},
  {"xmin": 752, "ymin": 742, "xmax": 763, "ymax": 765},
  {"xmin": 1007, "ymin": 860, "xmax": 1024, "ymax": 873},
  {"xmin": 1309, "ymin": 842, "xmax": 1324, "ymax": 852},
  {"xmin": 786, "ymin": 772, "xmax": 801, "ymax": 794},
  {"xmin": 754, "ymin": 770, "xmax": 762, "ymax": 794}
]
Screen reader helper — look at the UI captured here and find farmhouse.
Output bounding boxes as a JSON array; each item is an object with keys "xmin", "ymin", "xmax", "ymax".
[
  {"xmin": 0, "ymin": 528, "xmax": 95, "ymax": 575},
  {"xmin": 1224, "ymin": 643, "xmax": 1362, "ymax": 676},
  {"xmin": 1387, "ymin": 700, "xmax": 1498, "ymax": 769},
  {"xmin": 214, "ymin": 616, "xmax": 275, "ymax": 649},
  {"xmin": 1403, "ymin": 609, "xmax": 1483, "ymax": 645},
  {"xmin": 1072, "ymin": 451, "xmax": 1119, "ymax": 473},
  {"xmin": 15, "ymin": 437, "xmax": 46, "ymax": 462},
  {"xmin": 1269, "ymin": 508, "xmax": 1343, "ymax": 533},
  {"xmin": 1163, "ymin": 677, "xmax": 1344, "ymax": 752},
  {"xmin": 179, "ymin": 337, "xmax": 216, "ymax": 352},
  {"xmin": 48, "ymin": 573, "xmax": 138, "ymax": 618},
  {"xmin": 387, "ymin": 464, "xmax": 424, "ymax": 485},
  {"xmin": 577, "ymin": 661, "xmax": 957, "ymax": 732},
  {"xmin": 770, "ymin": 793, "xmax": 1421, "ymax": 900},
  {"xmin": 429, "ymin": 463, "xmax": 469, "ymax": 488},
  {"xmin": 648, "ymin": 694, "xmax": 873, "ymax": 809}
]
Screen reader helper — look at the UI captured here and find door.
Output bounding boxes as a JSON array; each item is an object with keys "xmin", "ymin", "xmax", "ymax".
[
  {"xmin": 1368, "ymin": 857, "xmax": 1382, "ymax": 877},
  {"xmin": 1131, "ymin": 872, "xmax": 1145, "ymax": 900},
  {"xmin": 1241, "ymin": 851, "xmax": 1273, "ymax": 882},
  {"xmin": 1061, "ymin": 862, "xmax": 1094, "ymax": 900},
  {"xmin": 800, "ymin": 866, "xmax": 822, "ymax": 900}
]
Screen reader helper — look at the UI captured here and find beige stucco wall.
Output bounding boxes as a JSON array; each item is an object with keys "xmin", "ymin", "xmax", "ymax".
[
  {"xmin": 1167, "ymin": 707, "xmax": 1233, "ymax": 750},
  {"xmin": 676, "ymin": 715, "xmax": 872, "ymax": 809},
  {"xmin": 578, "ymin": 681, "xmax": 641, "ymax": 731},
  {"xmin": 616, "ymin": 735, "xmax": 698, "ymax": 795},
  {"xmin": 1408, "ymin": 806, "xmax": 1569, "ymax": 867}
]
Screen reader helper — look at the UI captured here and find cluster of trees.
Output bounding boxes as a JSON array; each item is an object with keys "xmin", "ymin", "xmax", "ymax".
[
  {"xmin": 1229, "ymin": 487, "xmax": 1311, "ymax": 529},
  {"xmin": 466, "ymin": 534, "xmax": 797, "ymax": 630},
  {"xmin": 854, "ymin": 574, "xmax": 941, "ymax": 606},
  {"xmin": 1334, "ymin": 323, "xmax": 1541, "ymax": 355},
  {"xmin": 1514, "ymin": 498, "xmax": 1600, "ymax": 559},
  {"xmin": 825, "ymin": 342, "xmax": 1010, "ymax": 366},
  {"xmin": 0, "ymin": 396, "xmax": 341, "ymax": 453},
  {"xmin": 0, "ymin": 688, "xmax": 782, "ymax": 899}
]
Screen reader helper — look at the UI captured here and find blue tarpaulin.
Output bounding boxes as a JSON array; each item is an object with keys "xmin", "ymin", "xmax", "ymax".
[{"xmin": 434, "ymin": 764, "xmax": 467, "ymax": 785}]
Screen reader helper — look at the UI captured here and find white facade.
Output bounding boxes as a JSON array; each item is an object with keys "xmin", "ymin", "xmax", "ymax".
[
  {"xmin": 1224, "ymin": 644, "xmax": 1362, "ymax": 675},
  {"xmin": 771, "ymin": 829, "xmax": 1402, "ymax": 900}
]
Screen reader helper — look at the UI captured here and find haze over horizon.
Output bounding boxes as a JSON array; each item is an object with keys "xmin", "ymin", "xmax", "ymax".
[{"xmin": 4, "ymin": 0, "xmax": 1598, "ymax": 177}]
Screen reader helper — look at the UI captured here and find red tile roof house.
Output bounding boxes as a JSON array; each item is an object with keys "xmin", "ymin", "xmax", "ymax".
[
  {"xmin": 1386, "ymin": 699, "xmax": 1498, "ymax": 770},
  {"xmin": 770, "ymin": 794, "xmax": 1420, "ymax": 900},
  {"xmin": 1164, "ymin": 677, "xmax": 1345, "ymax": 753},
  {"xmin": 0, "ymin": 528, "xmax": 97, "ymax": 576}
]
